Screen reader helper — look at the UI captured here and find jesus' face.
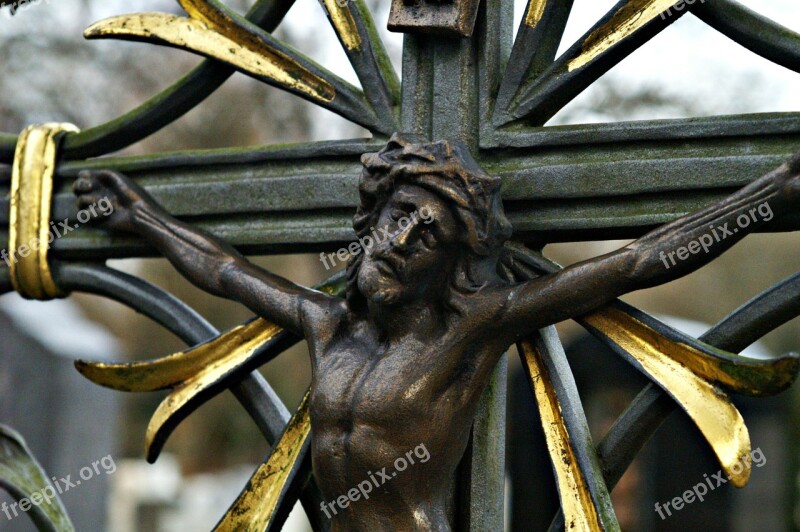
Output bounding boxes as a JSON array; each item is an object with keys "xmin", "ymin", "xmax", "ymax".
[{"xmin": 357, "ymin": 183, "xmax": 460, "ymax": 306}]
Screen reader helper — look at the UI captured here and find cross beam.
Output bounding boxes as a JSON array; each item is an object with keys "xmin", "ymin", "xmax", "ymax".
[{"xmin": 2, "ymin": 114, "xmax": 799, "ymax": 260}]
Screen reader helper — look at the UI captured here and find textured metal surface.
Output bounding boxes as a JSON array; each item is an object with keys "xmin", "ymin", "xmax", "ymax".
[
  {"xmin": 85, "ymin": 16, "xmax": 335, "ymax": 103},
  {"xmin": 0, "ymin": 426, "xmax": 75, "ymax": 532},
  {"xmin": 582, "ymin": 307, "xmax": 752, "ymax": 487},
  {"xmin": 68, "ymin": 129, "xmax": 800, "ymax": 530},
  {"xmin": 520, "ymin": 330, "xmax": 617, "ymax": 531},
  {"xmin": 75, "ymin": 273, "xmax": 346, "ymax": 463},
  {"xmin": 548, "ymin": 270, "xmax": 800, "ymax": 529},
  {"xmin": 216, "ymin": 390, "xmax": 312, "ymax": 531},
  {"xmin": 51, "ymin": 263, "xmax": 290, "ymax": 447},
  {"xmin": 47, "ymin": 263, "xmax": 328, "ymax": 528},
  {"xmin": 70, "ymin": 133, "xmax": 524, "ymax": 530},
  {"xmin": 492, "ymin": 0, "xmax": 800, "ymax": 127},
  {"xmin": 459, "ymin": 356, "xmax": 507, "ymax": 531},
  {"xmin": 581, "ymin": 301, "xmax": 799, "ymax": 398},
  {"xmin": 2, "ymin": 0, "xmax": 800, "ymax": 529},
  {"xmin": 319, "ymin": 0, "xmax": 400, "ymax": 126},
  {"xmin": 694, "ymin": 0, "xmax": 800, "ymax": 74},
  {"xmin": 3, "ymin": 116, "xmax": 800, "ymax": 259},
  {"xmin": 84, "ymin": 2, "xmax": 392, "ymax": 135},
  {"xmin": 388, "ymin": 0, "xmax": 482, "ymax": 38},
  {"xmin": 398, "ymin": 3, "xmax": 512, "ymax": 528}
]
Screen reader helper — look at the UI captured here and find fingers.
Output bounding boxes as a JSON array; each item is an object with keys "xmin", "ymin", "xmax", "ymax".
[
  {"xmin": 74, "ymin": 170, "xmax": 108, "ymax": 210},
  {"xmin": 77, "ymin": 194, "xmax": 102, "ymax": 211},
  {"xmin": 73, "ymin": 169, "xmax": 124, "ymax": 191},
  {"xmin": 73, "ymin": 171, "xmax": 95, "ymax": 194}
]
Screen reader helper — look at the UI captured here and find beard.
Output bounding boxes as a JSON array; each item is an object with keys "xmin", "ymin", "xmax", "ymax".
[{"xmin": 357, "ymin": 258, "xmax": 407, "ymax": 306}]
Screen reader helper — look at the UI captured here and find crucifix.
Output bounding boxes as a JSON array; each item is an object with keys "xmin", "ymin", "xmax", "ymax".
[
  {"xmin": 3, "ymin": 0, "xmax": 800, "ymax": 530},
  {"xmin": 74, "ymin": 133, "xmax": 800, "ymax": 530}
]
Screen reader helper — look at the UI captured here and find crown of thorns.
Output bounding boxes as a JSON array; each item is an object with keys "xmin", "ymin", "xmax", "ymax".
[{"xmin": 359, "ymin": 133, "xmax": 512, "ymax": 256}]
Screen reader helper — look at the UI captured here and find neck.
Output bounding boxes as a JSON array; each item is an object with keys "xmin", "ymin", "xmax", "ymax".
[{"xmin": 368, "ymin": 296, "xmax": 442, "ymax": 341}]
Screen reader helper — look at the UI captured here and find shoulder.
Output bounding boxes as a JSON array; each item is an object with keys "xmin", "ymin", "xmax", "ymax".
[
  {"xmin": 452, "ymin": 281, "xmax": 520, "ymax": 338},
  {"xmin": 299, "ymin": 295, "xmax": 348, "ymax": 336}
]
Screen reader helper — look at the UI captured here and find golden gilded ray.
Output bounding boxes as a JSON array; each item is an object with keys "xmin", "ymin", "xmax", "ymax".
[
  {"xmin": 524, "ymin": 0, "xmax": 548, "ymax": 28},
  {"xmin": 583, "ymin": 307, "xmax": 798, "ymax": 397},
  {"xmin": 519, "ymin": 340, "xmax": 608, "ymax": 531},
  {"xmin": 10, "ymin": 123, "xmax": 79, "ymax": 300},
  {"xmin": 176, "ymin": 0, "xmax": 233, "ymax": 32},
  {"xmin": 76, "ymin": 318, "xmax": 279, "ymax": 392},
  {"xmin": 568, "ymin": 0, "xmax": 678, "ymax": 71},
  {"xmin": 215, "ymin": 390, "xmax": 312, "ymax": 531},
  {"xmin": 584, "ymin": 310, "xmax": 752, "ymax": 487},
  {"xmin": 143, "ymin": 320, "xmax": 283, "ymax": 460},
  {"xmin": 77, "ymin": 274, "xmax": 345, "ymax": 462},
  {"xmin": 84, "ymin": 13, "xmax": 335, "ymax": 102},
  {"xmin": 322, "ymin": 0, "xmax": 362, "ymax": 51}
]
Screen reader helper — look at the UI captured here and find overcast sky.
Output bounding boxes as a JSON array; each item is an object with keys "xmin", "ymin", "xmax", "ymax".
[
  {"xmin": 2, "ymin": 0, "xmax": 799, "ymax": 137},
  {"xmin": 281, "ymin": 0, "xmax": 800, "ymax": 130}
]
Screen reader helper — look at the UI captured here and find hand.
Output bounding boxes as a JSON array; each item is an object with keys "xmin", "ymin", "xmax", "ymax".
[{"xmin": 73, "ymin": 170, "xmax": 156, "ymax": 233}]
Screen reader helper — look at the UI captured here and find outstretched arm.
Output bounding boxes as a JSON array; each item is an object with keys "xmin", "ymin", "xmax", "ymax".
[
  {"xmin": 492, "ymin": 153, "xmax": 800, "ymax": 341},
  {"xmin": 74, "ymin": 170, "xmax": 337, "ymax": 336}
]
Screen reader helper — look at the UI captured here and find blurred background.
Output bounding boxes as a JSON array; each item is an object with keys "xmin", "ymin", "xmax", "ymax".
[{"xmin": 0, "ymin": 0, "xmax": 799, "ymax": 530}]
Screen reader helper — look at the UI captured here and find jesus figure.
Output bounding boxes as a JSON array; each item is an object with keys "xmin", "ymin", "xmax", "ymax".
[{"xmin": 74, "ymin": 133, "xmax": 800, "ymax": 530}]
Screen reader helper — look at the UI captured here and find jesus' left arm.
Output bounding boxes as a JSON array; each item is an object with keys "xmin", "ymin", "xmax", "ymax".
[{"xmin": 488, "ymin": 152, "xmax": 800, "ymax": 343}]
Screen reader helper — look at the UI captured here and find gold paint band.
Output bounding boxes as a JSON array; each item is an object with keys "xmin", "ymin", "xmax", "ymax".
[
  {"xmin": 520, "ymin": 340, "xmax": 605, "ymax": 530},
  {"xmin": 568, "ymin": 0, "xmax": 676, "ymax": 71},
  {"xmin": 216, "ymin": 390, "xmax": 312, "ymax": 530},
  {"xmin": 322, "ymin": 0, "xmax": 362, "ymax": 51},
  {"xmin": 9, "ymin": 123, "xmax": 78, "ymax": 300},
  {"xmin": 524, "ymin": 0, "xmax": 548, "ymax": 28}
]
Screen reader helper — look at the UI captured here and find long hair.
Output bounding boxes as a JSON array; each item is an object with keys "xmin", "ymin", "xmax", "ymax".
[{"xmin": 346, "ymin": 133, "xmax": 513, "ymax": 313}]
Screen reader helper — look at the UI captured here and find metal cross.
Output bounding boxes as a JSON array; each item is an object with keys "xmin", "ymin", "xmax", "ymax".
[{"xmin": 2, "ymin": 0, "xmax": 800, "ymax": 530}]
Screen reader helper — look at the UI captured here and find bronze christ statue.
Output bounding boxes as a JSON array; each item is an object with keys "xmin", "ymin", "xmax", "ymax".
[{"xmin": 74, "ymin": 134, "xmax": 800, "ymax": 530}]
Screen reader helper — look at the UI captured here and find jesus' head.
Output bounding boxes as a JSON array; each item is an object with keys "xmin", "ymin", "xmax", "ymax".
[{"xmin": 347, "ymin": 133, "xmax": 513, "ymax": 311}]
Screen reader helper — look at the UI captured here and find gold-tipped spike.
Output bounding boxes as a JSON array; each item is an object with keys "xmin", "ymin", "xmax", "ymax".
[
  {"xmin": 84, "ymin": 13, "xmax": 335, "ymax": 103},
  {"xmin": 568, "ymin": 0, "xmax": 678, "ymax": 71},
  {"xmin": 583, "ymin": 310, "xmax": 752, "ymax": 487},
  {"xmin": 143, "ymin": 320, "xmax": 283, "ymax": 461},
  {"xmin": 582, "ymin": 306, "xmax": 799, "ymax": 397},
  {"xmin": 524, "ymin": 0, "xmax": 548, "ymax": 28},
  {"xmin": 321, "ymin": 0, "xmax": 362, "ymax": 51},
  {"xmin": 519, "ymin": 338, "xmax": 618, "ymax": 530},
  {"xmin": 215, "ymin": 390, "xmax": 312, "ymax": 531},
  {"xmin": 76, "ymin": 318, "xmax": 279, "ymax": 392}
]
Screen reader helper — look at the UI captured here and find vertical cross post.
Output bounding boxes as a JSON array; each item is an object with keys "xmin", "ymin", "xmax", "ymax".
[{"xmin": 397, "ymin": 1, "xmax": 512, "ymax": 527}]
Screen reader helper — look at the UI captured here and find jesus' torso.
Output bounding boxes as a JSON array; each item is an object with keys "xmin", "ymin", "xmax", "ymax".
[{"xmin": 303, "ymin": 301, "xmax": 506, "ymax": 531}]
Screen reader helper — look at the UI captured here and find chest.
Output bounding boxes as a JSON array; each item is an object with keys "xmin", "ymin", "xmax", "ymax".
[{"xmin": 310, "ymin": 334, "xmax": 456, "ymax": 427}]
